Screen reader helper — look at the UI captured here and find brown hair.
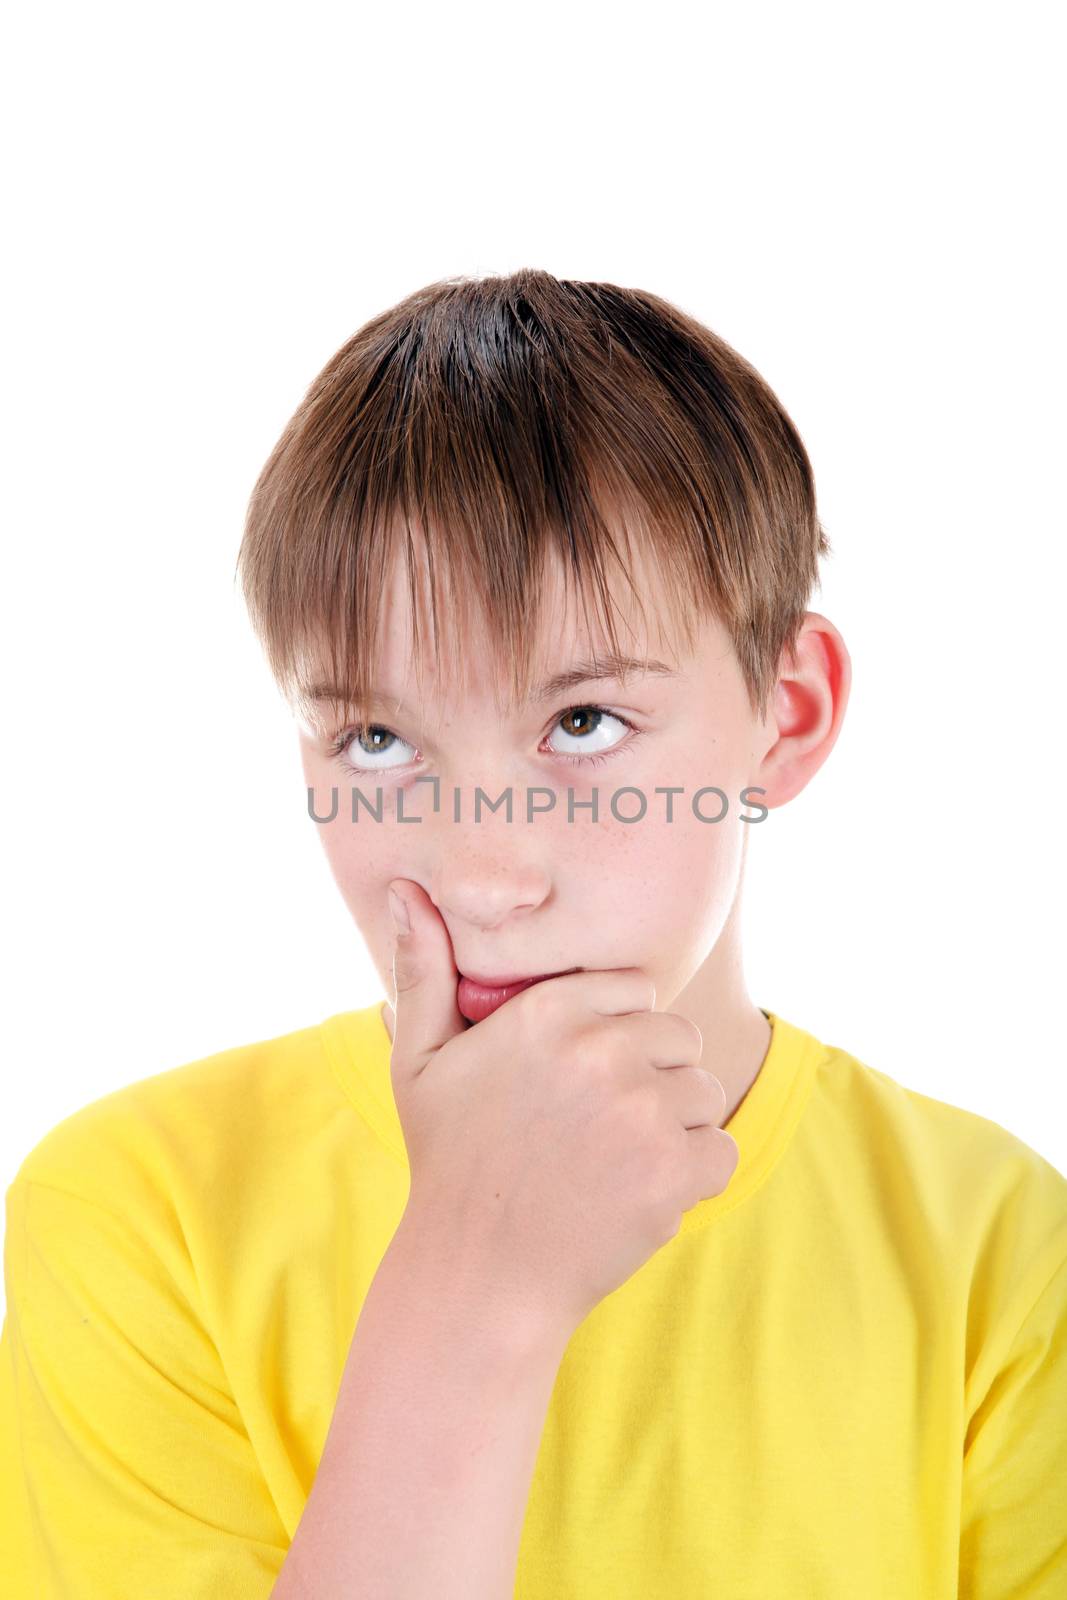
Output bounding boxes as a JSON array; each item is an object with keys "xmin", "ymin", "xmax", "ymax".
[{"xmin": 234, "ymin": 268, "xmax": 829, "ymax": 731}]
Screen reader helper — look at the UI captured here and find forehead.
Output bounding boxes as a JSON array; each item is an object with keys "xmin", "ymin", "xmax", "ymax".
[{"xmin": 366, "ymin": 532, "xmax": 692, "ymax": 713}]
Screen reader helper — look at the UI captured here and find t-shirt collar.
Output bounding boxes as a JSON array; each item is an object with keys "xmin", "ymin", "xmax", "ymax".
[{"xmin": 320, "ymin": 1001, "xmax": 823, "ymax": 1232}]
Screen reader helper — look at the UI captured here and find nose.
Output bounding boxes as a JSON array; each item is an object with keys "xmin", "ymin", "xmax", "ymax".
[{"xmin": 429, "ymin": 845, "xmax": 552, "ymax": 930}]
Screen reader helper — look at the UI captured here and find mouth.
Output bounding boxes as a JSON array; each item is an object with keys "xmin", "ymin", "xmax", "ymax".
[{"xmin": 456, "ymin": 966, "xmax": 582, "ymax": 1024}]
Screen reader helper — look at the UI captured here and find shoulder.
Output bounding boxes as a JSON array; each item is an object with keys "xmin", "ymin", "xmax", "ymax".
[
  {"xmin": 8, "ymin": 1013, "xmax": 342, "ymax": 1225},
  {"xmin": 808, "ymin": 1027, "xmax": 1067, "ymax": 1333},
  {"xmin": 822, "ymin": 1034, "xmax": 1066, "ymax": 1208},
  {"xmin": 815, "ymin": 1032, "xmax": 1064, "ymax": 1188}
]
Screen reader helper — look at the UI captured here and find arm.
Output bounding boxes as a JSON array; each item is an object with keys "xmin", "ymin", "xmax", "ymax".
[{"xmin": 272, "ymin": 1211, "xmax": 572, "ymax": 1600}]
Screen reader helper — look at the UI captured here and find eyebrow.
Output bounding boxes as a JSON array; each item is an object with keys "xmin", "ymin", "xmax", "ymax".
[{"xmin": 307, "ymin": 653, "xmax": 682, "ymax": 709}]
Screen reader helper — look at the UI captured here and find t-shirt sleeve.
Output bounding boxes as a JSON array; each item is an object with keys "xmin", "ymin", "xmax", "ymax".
[
  {"xmin": 959, "ymin": 1241, "xmax": 1067, "ymax": 1598},
  {"xmin": 0, "ymin": 1175, "xmax": 290, "ymax": 1597}
]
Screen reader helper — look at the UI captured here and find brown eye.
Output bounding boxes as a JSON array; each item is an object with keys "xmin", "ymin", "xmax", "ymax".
[
  {"xmin": 546, "ymin": 704, "xmax": 635, "ymax": 763},
  {"xmin": 559, "ymin": 708, "xmax": 597, "ymax": 737}
]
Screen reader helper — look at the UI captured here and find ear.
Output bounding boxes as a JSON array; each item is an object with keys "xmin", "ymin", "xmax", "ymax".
[{"xmin": 753, "ymin": 611, "xmax": 851, "ymax": 808}]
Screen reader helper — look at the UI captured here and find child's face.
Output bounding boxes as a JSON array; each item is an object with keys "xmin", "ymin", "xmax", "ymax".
[{"xmin": 298, "ymin": 536, "xmax": 819, "ymax": 1017}]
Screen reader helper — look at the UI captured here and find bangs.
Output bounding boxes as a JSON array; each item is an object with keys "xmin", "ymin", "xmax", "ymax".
[
  {"xmin": 284, "ymin": 484, "xmax": 708, "ymax": 736},
  {"xmin": 236, "ymin": 270, "xmax": 828, "ymax": 730}
]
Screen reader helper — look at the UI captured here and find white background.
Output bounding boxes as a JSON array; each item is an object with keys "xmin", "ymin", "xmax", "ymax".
[{"xmin": 3, "ymin": 2, "xmax": 1064, "ymax": 1320}]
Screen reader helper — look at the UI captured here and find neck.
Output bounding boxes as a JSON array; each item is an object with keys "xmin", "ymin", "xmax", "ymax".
[{"xmin": 671, "ymin": 890, "xmax": 771, "ymax": 1127}]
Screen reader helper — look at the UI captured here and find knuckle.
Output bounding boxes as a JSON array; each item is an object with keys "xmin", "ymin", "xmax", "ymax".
[
  {"xmin": 719, "ymin": 1130, "xmax": 740, "ymax": 1170},
  {"xmin": 567, "ymin": 1022, "xmax": 610, "ymax": 1077},
  {"xmin": 652, "ymin": 1012, "xmax": 702, "ymax": 1067},
  {"xmin": 703, "ymin": 1070, "xmax": 728, "ymax": 1117},
  {"xmin": 705, "ymin": 1130, "xmax": 740, "ymax": 1194},
  {"xmin": 645, "ymin": 1128, "xmax": 684, "ymax": 1219},
  {"xmin": 651, "ymin": 1172, "xmax": 684, "ymax": 1241},
  {"xmin": 392, "ymin": 960, "xmax": 420, "ymax": 997},
  {"xmin": 630, "ymin": 1081, "xmax": 665, "ymax": 1136},
  {"xmin": 513, "ymin": 980, "xmax": 560, "ymax": 1039},
  {"xmin": 511, "ymin": 986, "xmax": 539, "ymax": 1037},
  {"xmin": 680, "ymin": 1016, "xmax": 704, "ymax": 1058},
  {"xmin": 532, "ymin": 976, "xmax": 568, "ymax": 1018},
  {"xmin": 575, "ymin": 1018, "xmax": 630, "ymax": 1079}
]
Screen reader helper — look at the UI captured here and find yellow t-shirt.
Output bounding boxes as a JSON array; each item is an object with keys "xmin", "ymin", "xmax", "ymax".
[{"xmin": 2, "ymin": 1003, "xmax": 1065, "ymax": 1597}]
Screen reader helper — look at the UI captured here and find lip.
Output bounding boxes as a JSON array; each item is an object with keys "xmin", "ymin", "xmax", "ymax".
[
  {"xmin": 455, "ymin": 966, "xmax": 582, "ymax": 1025},
  {"xmin": 458, "ymin": 967, "xmax": 579, "ymax": 986}
]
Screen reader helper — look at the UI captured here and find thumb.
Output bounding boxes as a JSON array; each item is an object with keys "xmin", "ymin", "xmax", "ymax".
[{"xmin": 387, "ymin": 878, "xmax": 468, "ymax": 1082}]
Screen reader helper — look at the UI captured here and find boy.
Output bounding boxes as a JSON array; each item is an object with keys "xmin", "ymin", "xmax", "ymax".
[{"xmin": 2, "ymin": 270, "xmax": 1065, "ymax": 1597}]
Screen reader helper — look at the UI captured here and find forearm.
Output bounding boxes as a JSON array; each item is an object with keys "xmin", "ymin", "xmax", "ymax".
[{"xmin": 272, "ymin": 1213, "xmax": 571, "ymax": 1599}]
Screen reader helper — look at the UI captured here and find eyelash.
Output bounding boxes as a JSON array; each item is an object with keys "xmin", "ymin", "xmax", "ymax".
[{"xmin": 326, "ymin": 703, "xmax": 643, "ymax": 777}]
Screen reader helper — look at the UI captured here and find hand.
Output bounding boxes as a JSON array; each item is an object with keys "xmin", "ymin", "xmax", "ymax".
[{"xmin": 385, "ymin": 879, "xmax": 740, "ymax": 1336}]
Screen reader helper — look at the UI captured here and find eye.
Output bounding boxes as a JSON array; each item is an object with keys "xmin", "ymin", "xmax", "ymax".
[
  {"xmin": 544, "ymin": 704, "xmax": 639, "ymax": 766},
  {"xmin": 326, "ymin": 703, "xmax": 642, "ymax": 777},
  {"xmin": 328, "ymin": 724, "xmax": 415, "ymax": 773}
]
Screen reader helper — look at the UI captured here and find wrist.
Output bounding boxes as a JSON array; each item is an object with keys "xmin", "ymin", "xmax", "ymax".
[{"xmin": 387, "ymin": 1205, "xmax": 574, "ymax": 1369}]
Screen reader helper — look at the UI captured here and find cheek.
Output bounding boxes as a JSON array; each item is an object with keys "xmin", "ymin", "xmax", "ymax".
[
  {"xmin": 657, "ymin": 810, "xmax": 745, "ymax": 918},
  {"xmin": 563, "ymin": 799, "xmax": 744, "ymax": 935},
  {"xmin": 312, "ymin": 810, "xmax": 397, "ymax": 914}
]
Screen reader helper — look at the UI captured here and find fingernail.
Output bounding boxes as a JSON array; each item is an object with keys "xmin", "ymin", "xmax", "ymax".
[{"xmin": 388, "ymin": 885, "xmax": 411, "ymax": 935}]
